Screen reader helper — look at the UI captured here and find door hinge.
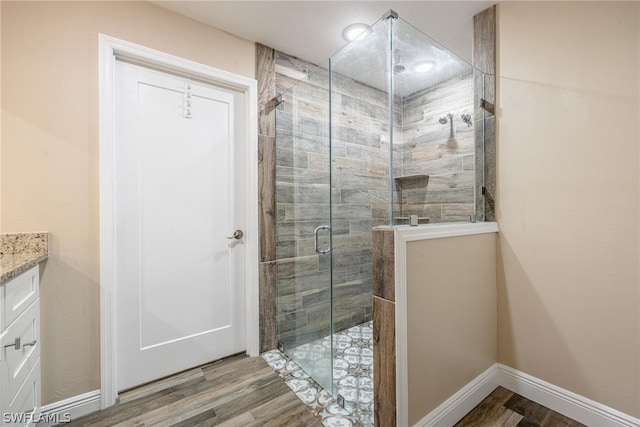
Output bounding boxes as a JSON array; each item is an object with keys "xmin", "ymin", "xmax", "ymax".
[{"xmin": 183, "ymin": 82, "xmax": 193, "ymax": 119}]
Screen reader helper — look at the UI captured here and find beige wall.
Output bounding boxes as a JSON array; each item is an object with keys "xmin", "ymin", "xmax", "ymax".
[
  {"xmin": 407, "ymin": 233, "xmax": 497, "ymax": 425},
  {"xmin": 1, "ymin": 1, "xmax": 255, "ymax": 404},
  {"xmin": 497, "ymin": 2, "xmax": 640, "ymax": 417}
]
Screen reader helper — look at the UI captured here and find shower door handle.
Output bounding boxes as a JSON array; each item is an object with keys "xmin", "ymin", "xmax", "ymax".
[{"xmin": 314, "ymin": 225, "xmax": 331, "ymax": 255}]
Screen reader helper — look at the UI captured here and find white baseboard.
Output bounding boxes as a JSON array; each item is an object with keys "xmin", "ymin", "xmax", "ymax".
[
  {"xmin": 415, "ymin": 364, "xmax": 499, "ymax": 427},
  {"xmin": 37, "ymin": 390, "xmax": 101, "ymax": 426},
  {"xmin": 497, "ymin": 364, "xmax": 640, "ymax": 427},
  {"xmin": 413, "ymin": 364, "xmax": 640, "ymax": 427}
]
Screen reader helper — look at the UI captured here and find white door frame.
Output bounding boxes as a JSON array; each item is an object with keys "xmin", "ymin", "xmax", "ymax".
[{"xmin": 98, "ymin": 34, "xmax": 259, "ymax": 409}]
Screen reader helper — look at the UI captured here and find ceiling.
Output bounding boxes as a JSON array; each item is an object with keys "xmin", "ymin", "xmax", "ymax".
[{"xmin": 152, "ymin": 1, "xmax": 497, "ymax": 67}]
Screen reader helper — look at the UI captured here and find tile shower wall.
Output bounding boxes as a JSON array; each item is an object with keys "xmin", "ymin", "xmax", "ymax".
[
  {"xmin": 273, "ymin": 54, "xmax": 478, "ymax": 348},
  {"xmin": 399, "ymin": 73, "xmax": 476, "ymax": 223},
  {"xmin": 275, "ymin": 51, "xmax": 395, "ymax": 348}
]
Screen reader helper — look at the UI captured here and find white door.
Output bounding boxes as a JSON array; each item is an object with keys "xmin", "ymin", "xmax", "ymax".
[{"xmin": 114, "ymin": 60, "xmax": 246, "ymax": 390}]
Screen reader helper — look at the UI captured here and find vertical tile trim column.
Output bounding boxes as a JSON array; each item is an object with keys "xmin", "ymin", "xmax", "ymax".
[
  {"xmin": 473, "ymin": 7, "xmax": 496, "ymax": 76},
  {"xmin": 373, "ymin": 228, "xmax": 397, "ymax": 426},
  {"xmin": 258, "ymin": 134, "xmax": 276, "ymax": 262},
  {"xmin": 374, "ymin": 296, "xmax": 397, "ymax": 427},
  {"xmin": 473, "ymin": 6, "xmax": 497, "ymax": 222},
  {"xmin": 257, "ymin": 43, "xmax": 278, "ymax": 352},
  {"xmin": 259, "ymin": 261, "xmax": 277, "ymax": 351},
  {"xmin": 373, "ymin": 228, "xmax": 396, "ymax": 302},
  {"xmin": 257, "ymin": 43, "xmax": 277, "ymax": 263}
]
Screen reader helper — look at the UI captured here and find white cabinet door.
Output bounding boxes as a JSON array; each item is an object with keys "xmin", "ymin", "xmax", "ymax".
[{"xmin": 115, "ymin": 61, "xmax": 246, "ymax": 390}]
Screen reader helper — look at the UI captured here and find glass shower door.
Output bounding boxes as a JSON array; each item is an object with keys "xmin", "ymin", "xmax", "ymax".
[
  {"xmin": 328, "ymin": 14, "xmax": 392, "ymax": 418},
  {"xmin": 275, "ymin": 62, "xmax": 334, "ymax": 394}
]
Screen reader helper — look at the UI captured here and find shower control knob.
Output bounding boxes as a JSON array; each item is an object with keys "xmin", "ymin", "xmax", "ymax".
[{"xmin": 226, "ymin": 230, "xmax": 244, "ymax": 240}]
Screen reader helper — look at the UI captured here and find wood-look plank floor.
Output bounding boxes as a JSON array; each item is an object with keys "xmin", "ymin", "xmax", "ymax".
[
  {"xmin": 67, "ymin": 354, "xmax": 322, "ymax": 427},
  {"xmin": 456, "ymin": 386, "xmax": 586, "ymax": 427},
  {"xmin": 66, "ymin": 355, "xmax": 586, "ymax": 427}
]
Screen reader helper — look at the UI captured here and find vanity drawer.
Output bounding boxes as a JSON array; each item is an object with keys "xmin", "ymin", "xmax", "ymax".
[
  {"xmin": 1, "ymin": 300, "xmax": 40, "ymax": 406},
  {"xmin": 4, "ymin": 266, "xmax": 39, "ymax": 328}
]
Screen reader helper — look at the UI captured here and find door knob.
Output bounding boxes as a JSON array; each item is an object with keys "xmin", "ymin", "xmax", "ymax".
[{"xmin": 226, "ymin": 230, "xmax": 244, "ymax": 240}]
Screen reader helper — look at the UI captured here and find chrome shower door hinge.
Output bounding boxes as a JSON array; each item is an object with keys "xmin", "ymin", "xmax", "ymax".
[{"xmin": 337, "ymin": 394, "xmax": 346, "ymax": 409}]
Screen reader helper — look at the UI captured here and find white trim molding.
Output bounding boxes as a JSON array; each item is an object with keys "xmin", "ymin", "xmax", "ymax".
[
  {"xmin": 37, "ymin": 390, "xmax": 101, "ymax": 426},
  {"xmin": 415, "ymin": 365, "xmax": 499, "ymax": 427},
  {"xmin": 410, "ymin": 364, "xmax": 640, "ymax": 427},
  {"xmin": 395, "ymin": 221, "xmax": 499, "ymax": 242},
  {"xmin": 394, "ymin": 228, "xmax": 409, "ymax": 427},
  {"xmin": 497, "ymin": 365, "xmax": 640, "ymax": 427},
  {"xmin": 98, "ymin": 34, "xmax": 259, "ymax": 409}
]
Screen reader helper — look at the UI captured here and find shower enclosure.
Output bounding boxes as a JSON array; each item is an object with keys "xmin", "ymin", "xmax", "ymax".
[{"xmin": 274, "ymin": 10, "xmax": 485, "ymax": 418}]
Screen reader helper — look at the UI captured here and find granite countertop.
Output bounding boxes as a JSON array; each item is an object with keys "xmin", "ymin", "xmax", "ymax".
[{"xmin": 1, "ymin": 232, "xmax": 49, "ymax": 285}]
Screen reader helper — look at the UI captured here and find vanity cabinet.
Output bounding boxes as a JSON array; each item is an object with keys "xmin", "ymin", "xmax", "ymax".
[{"xmin": 0, "ymin": 265, "xmax": 41, "ymax": 427}]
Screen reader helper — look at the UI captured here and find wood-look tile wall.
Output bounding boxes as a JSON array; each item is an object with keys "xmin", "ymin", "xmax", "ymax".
[
  {"xmin": 399, "ymin": 75, "xmax": 475, "ymax": 222},
  {"xmin": 395, "ymin": 7, "xmax": 495, "ymax": 225},
  {"xmin": 473, "ymin": 6, "xmax": 496, "ymax": 221},
  {"xmin": 257, "ymin": 45, "xmax": 395, "ymax": 350},
  {"xmin": 274, "ymin": 51, "xmax": 394, "ymax": 348},
  {"xmin": 273, "ymin": 52, "xmax": 331, "ymax": 347}
]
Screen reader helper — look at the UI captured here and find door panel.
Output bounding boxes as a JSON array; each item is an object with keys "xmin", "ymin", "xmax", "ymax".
[
  {"xmin": 274, "ymin": 63, "xmax": 334, "ymax": 394},
  {"xmin": 115, "ymin": 61, "xmax": 245, "ymax": 390}
]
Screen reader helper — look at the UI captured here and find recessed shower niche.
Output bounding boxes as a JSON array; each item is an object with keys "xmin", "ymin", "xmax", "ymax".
[{"xmin": 271, "ymin": 9, "xmax": 489, "ymax": 425}]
